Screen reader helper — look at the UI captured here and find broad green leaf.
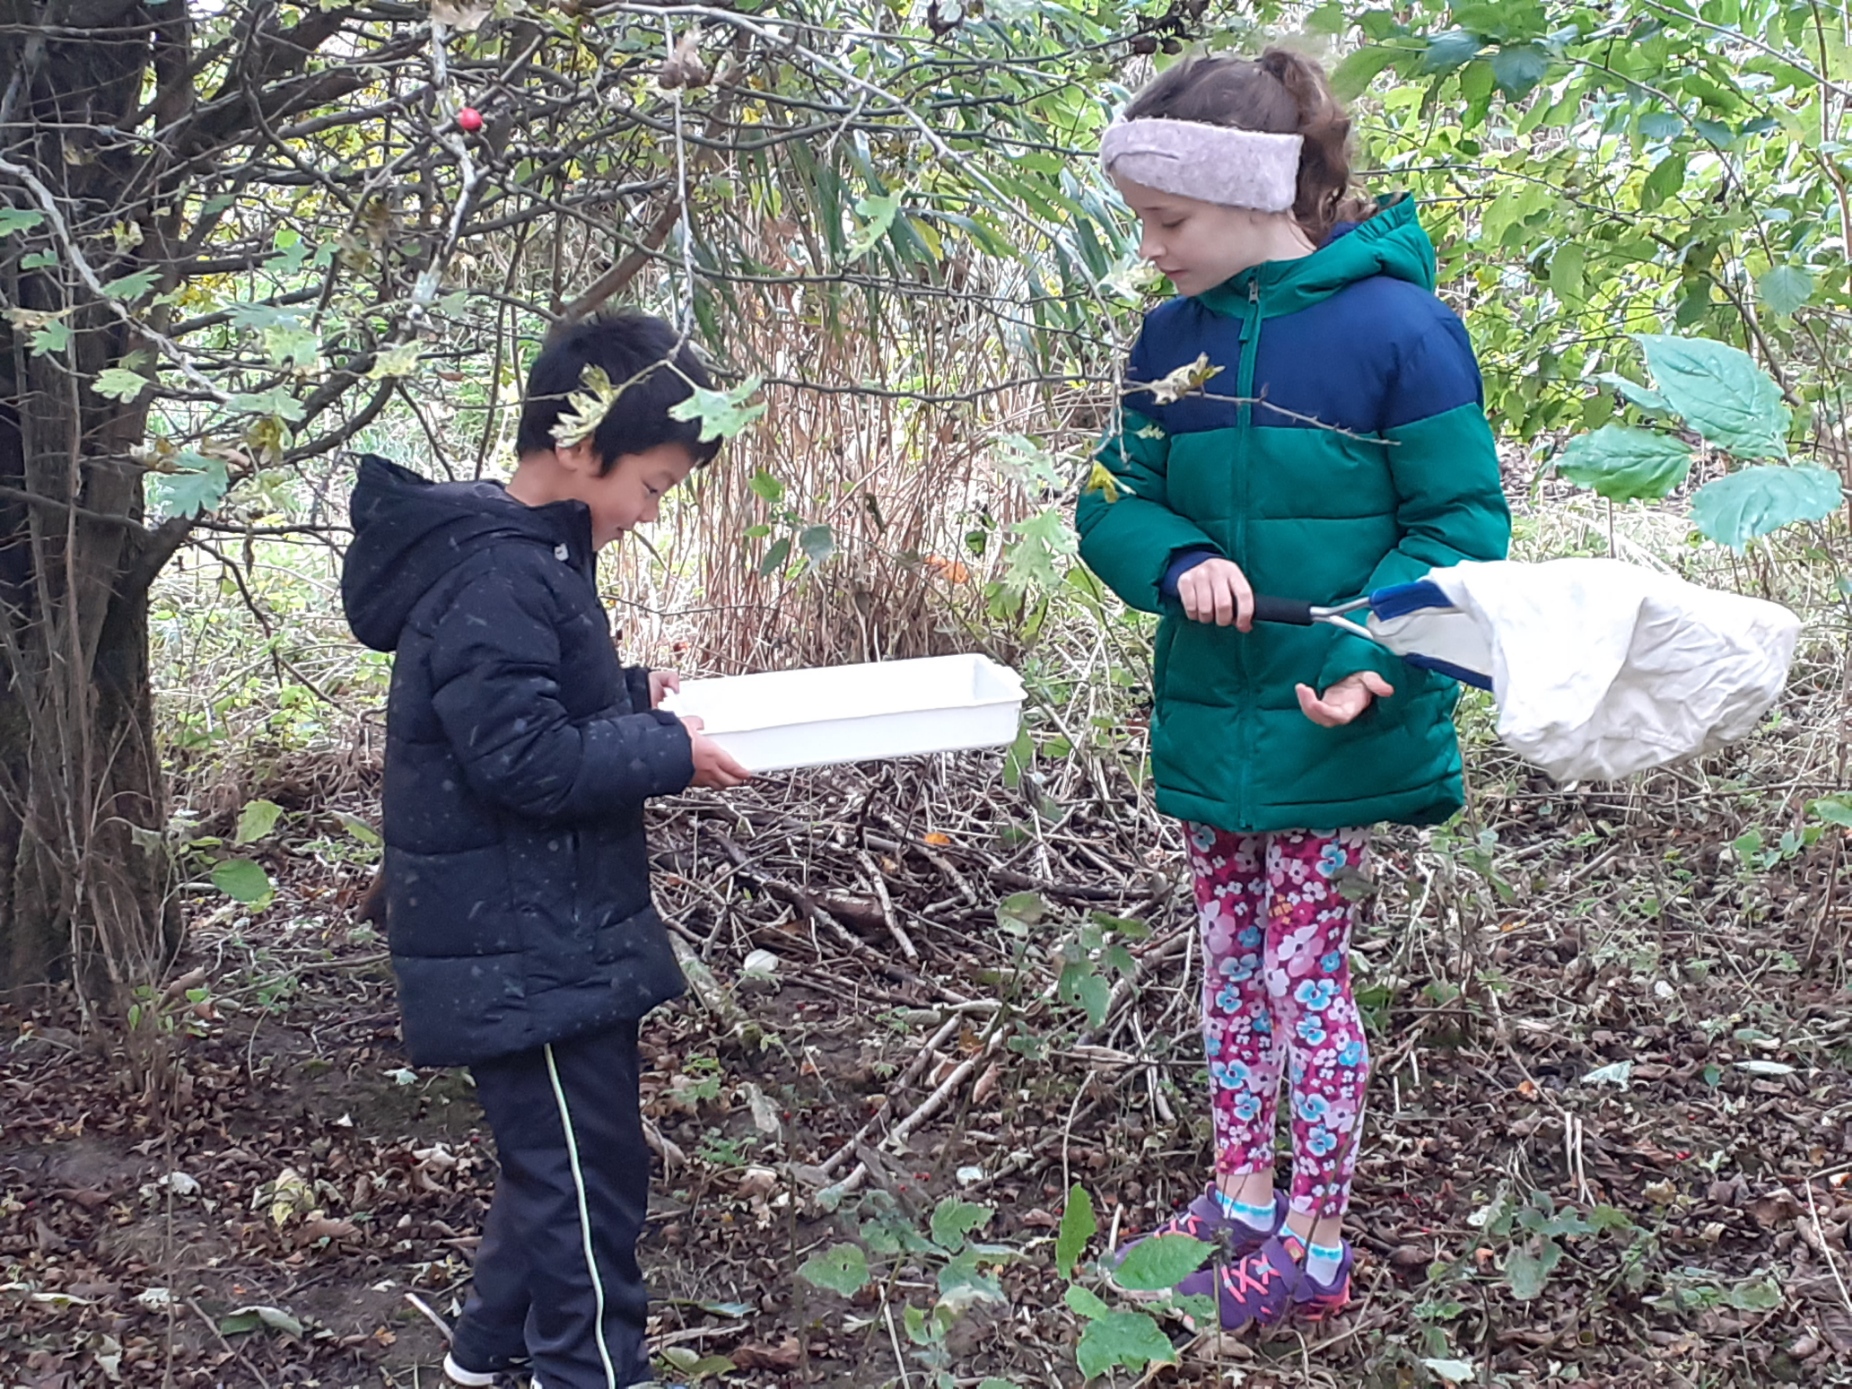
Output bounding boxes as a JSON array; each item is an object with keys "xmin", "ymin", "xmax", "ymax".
[
  {"xmin": 995, "ymin": 889, "xmax": 1045, "ymax": 929},
  {"xmin": 1724, "ymin": 1277, "xmax": 1783, "ymax": 1311},
  {"xmin": 661, "ymin": 1346, "xmax": 739, "ymax": 1380},
  {"xmin": 154, "ymin": 453, "xmax": 231, "ymax": 518},
  {"xmin": 1639, "ymin": 111, "xmax": 1685, "ymax": 141},
  {"xmin": 1548, "ymin": 244, "xmax": 1584, "ymax": 303},
  {"xmin": 668, "ymin": 376, "xmax": 767, "ymax": 441},
  {"xmin": 937, "ymin": 1248, "xmax": 1005, "ymax": 1307},
  {"xmin": 1330, "ymin": 45, "xmax": 1400, "ymax": 100},
  {"xmin": 1503, "ymin": 1238, "xmax": 1560, "ymax": 1300},
  {"xmin": 1640, "ymin": 153, "xmax": 1687, "ymax": 211},
  {"xmin": 1636, "ymin": 335, "xmax": 1788, "ymax": 458},
  {"xmin": 1756, "ymin": 264, "xmax": 1814, "ymax": 317},
  {"xmin": 93, "ymin": 367, "xmax": 148, "ymax": 403},
  {"xmin": 976, "ymin": 1381, "xmax": 1020, "ymax": 1389},
  {"xmin": 228, "ymin": 387, "xmax": 306, "ymax": 423},
  {"xmin": 747, "ymin": 470, "xmax": 784, "ymax": 504},
  {"xmin": 1109, "ymin": 1234, "xmax": 1211, "ymax": 1291},
  {"xmin": 930, "ymin": 1198, "xmax": 993, "ymax": 1250},
  {"xmin": 1075, "ymin": 1309, "xmax": 1177, "ymax": 1378},
  {"xmin": 235, "ymin": 799, "xmax": 284, "ymax": 844},
  {"xmin": 219, "ymin": 1304, "xmax": 302, "ymax": 1337},
  {"xmin": 1422, "ymin": 1359, "xmax": 1476, "ymax": 1385},
  {"xmin": 1421, "ymin": 30, "xmax": 1484, "ymax": 75},
  {"xmin": 1808, "ymin": 794, "xmax": 1852, "ymax": 828},
  {"xmin": 1555, "ymin": 426, "xmax": 1691, "ymax": 502},
  {"xmin": 757, "ymin": 535, "xmax": 791, "ymax": 577},
  {"xmin": 1062, "ymin": 1283, "xmax": 1110, "ymax": 1320},
  {"xmin": 367, "ymin": 343, "xmax": 424, "ymax": 379},
  {"xmin": 212, "ymin": 859, "xmax": 273, "ymax": 906},
  {"xmin": 1592, "ymin": 372, "xmax": 1674, "ymax": 416},
  {"xmin": 796, "ymin": 1242, "xmax": 868, "ymax": 1296},
  {"xmin": 1059, "ymin": 963, "xmax": 1110, "ymax": 1027},
  {"xmin": 798, "ymin": 524, "xmax": 835, "ymax": 568},
  {"xmin": 1490, "ymin": 44, "xmax": 1550, "ymax": 98},
  {"xmin": 1055, "ymin": 1183, "xmax": 1096, "ymax": 1278},
  {"xmin": 0, "ymin": 207, "xmax": 46, "ymax": 237},
  {"xmin": 1690, "ymin": 465, "xmax": 1842, "ymax": 549},
  {"xmin": 101, "ymin": 267, "xmax": 160, "ymax": 302},
  {"xmin": 29, "ymin": 321, "xmax": 70, "ymax": 356}
]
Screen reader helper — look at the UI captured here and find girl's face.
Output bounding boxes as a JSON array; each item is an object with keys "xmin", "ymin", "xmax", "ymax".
[{"xmin": 1113, "ymin": 174, "xmax": 1313, "ymax": 297}]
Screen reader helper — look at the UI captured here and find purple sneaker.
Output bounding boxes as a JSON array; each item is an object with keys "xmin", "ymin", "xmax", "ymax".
[
  {"xmin": 1107, "ymin": 1187, "xmax": 1285, "ymax": 1292},
  {"xmin": 1176, "ymin": 1234, "xmax": 1353, "ymax": 1331}
]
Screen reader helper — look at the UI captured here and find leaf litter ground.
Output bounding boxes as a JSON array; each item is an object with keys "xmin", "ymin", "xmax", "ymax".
[{"xmin": 1, "ymin": 740, "xmax": 1849, "ymax": 1388}]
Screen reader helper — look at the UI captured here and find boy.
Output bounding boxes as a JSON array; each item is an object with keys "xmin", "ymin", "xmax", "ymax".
[{"xmin": 341, "ymin": 310, "xmax": 750, "ymax": 1389}]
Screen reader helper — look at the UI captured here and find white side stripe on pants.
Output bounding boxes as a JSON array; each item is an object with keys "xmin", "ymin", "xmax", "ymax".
[{"xmin": 545, "ymin": 1043, "xmax": 619, "ymax": 1389}]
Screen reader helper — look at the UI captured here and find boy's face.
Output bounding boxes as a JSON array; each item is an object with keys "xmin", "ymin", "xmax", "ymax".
[
  {"xmin": 1113, "ymin": 174, "xmax": 1278, "ymax": 297},
  {"xmin": 558, "ymin": 439, "xmax": 698, "ymax": 549}
]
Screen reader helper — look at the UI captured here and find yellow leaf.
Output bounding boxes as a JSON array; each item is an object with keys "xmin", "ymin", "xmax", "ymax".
[
  {"xmin": 923, "ymin": 832, "xmax": 951, "ymax": 847},
  {"xmin": 1084, "ymin": 461, "xmax": 1121, "ymax": 504},
  {"xmin": 1140, "ymin": 351, "xmax": 1225, "ymax": 405}
]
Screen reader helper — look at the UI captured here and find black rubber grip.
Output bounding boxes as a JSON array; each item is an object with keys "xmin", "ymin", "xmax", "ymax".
[{"xmin": 1250, "ymin": 594, "xmax": 1316, "ymax": 626}]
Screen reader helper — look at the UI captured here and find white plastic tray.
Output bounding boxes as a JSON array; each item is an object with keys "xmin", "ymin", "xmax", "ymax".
[{"xmin": 661, "ymin": 653, "xmax": 1024, "ymax": 773}]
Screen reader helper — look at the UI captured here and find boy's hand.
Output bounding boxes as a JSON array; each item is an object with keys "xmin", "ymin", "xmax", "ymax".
[
  {"xmin": 678, "ymin": 714, "xmax": 751, "ymax": 788},
  {"xmin": 1295, "ymin": 672, "xmax": 1394, "ymax": 727},
  {"xmin": 648, "ymin": 669, "xmax": 680, "ymax": 709},
  {"xmin": 1178, "ymin": 558, "xmax": 1254, "ymax": 629}
]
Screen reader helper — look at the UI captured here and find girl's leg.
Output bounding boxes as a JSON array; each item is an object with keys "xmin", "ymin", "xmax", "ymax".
[
  {"xmin": 1185, "ymin": 823, "xmax": 1282, "ymax": 1213},
  {"xmin": 1261, "ymin": 828, "xmax": 1371, "ymax": 1258}
]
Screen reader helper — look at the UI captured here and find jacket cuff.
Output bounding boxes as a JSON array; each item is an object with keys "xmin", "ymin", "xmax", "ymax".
[
  {"xmin": 1158, "ymin": 547, "xmax": 1220, "ymax": 601},
  {"xmin": 624, "ymin": 665, "xmax": 654, "ymax": 712}
]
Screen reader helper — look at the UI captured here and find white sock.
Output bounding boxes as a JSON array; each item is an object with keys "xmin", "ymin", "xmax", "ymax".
[
  {"xmin": 1214, "ymin": 1188, "xmax": 1278, "ymax": 1232},
  {"xmin": 1304, "ymin": 1239, "xmax": 1345, "ymax": 1285}
]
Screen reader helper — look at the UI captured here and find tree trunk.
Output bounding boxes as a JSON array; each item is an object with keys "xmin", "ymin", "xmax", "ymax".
[{"xmin": 0, "ymin": 1, "xmax": 180, "ymax": 997}]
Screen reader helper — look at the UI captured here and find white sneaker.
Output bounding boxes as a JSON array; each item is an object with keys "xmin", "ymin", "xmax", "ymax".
[{"xmin": 441, "ymin": 1351, "xmax": 500, "ymax": 1387}]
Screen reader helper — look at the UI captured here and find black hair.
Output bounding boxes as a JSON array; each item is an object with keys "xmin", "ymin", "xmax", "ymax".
[{"xmin": 515, "ymin": 310, "xmax": 721, "ymax": 473}]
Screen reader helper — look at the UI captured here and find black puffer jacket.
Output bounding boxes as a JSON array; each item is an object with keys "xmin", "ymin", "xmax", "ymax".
[{"xmin": 342, "ymin": 456, "xmax": 692, "ymax": 1066}]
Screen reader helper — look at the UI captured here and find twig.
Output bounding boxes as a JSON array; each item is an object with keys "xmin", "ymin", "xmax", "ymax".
[
  {"xmin": 856, "ymin": 848, "xmax": 919, "ymax": 964},
  {"xmin": 401, "ymin": 1290, "xmax": 454, "ymax": 1344}
]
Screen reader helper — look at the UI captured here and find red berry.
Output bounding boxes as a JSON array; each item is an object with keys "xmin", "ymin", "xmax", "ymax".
[{"xmin": 456, "ymin": 106, "xmax": 483, "ymax": 133}]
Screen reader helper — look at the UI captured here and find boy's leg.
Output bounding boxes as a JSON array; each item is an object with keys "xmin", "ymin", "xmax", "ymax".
[
  {"xmin": 1185, "ymin": 824, "xmax": 1284, "ymax": 1201},
  {"xmin": 469, "ymin": 1021, "xmax": 654, "ymax": 1389},
  {"xmin": 1261, "ymin": 829, "xmax": 1371, "ymax": 1229},
  {"xmin": 448, "ymin": 1166, "xmax": 533, "ymax": 1374}
]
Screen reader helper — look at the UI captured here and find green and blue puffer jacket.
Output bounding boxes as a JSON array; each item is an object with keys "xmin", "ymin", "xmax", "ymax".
[{"xmin": 1076, "ymin": 196, "xmax": 1511, "ymax": 834}]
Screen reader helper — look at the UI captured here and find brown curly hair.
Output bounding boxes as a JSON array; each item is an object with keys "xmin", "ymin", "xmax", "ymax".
[{"xmin": 1123, "ymin": 47, "xmax": 1377, "ymax": 244}]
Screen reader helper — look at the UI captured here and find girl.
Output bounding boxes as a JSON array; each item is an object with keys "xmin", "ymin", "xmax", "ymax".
[{"xmin": 1077, "ymin": 48, "xmax": 1510, "ymax": 1330}]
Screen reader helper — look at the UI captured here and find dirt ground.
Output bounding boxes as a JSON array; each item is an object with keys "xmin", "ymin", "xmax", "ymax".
[{"xmin": 2, "ymin": 748, "xmax": 1849, "ymax": 1388}]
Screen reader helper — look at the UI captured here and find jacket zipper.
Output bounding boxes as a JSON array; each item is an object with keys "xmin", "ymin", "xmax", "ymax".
[{"xmin": 1235, "ymin": 275, "xmax": 1263, "ymax": 828}]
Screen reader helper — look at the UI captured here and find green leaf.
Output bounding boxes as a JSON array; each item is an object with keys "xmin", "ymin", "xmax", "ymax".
[
  {"xmin": 1690, "ymin": 465, "xmax": 1842, "ymax": 549},
  {"xmin": 335, "ymin": 812, "xmax": 381, "ymax": 846},
  {"xmin": 796, "ymin": 1242, "xmax": 869, "ymax": 1296},
  {"xmin": 1757, "ymin": 264, "xmax": 1814, "ymax": 318},
  {"xmin": 101, "ymin": 267, "xmax": 160, "ymax": 302},
  {"xmin": 995, "ymin": 889, "xmax": 1045, "ymax": 930},
  {"xmin": 93, "ymin": 367, "xmax": 148, "ymax": 403},
  {"xmin": 1640, "ymin": 153, "xmax": 1687, "ymax": 211},
  {"xmin": 1063, "ymin": 1283, "xmax": 1111, "ymax": 1320},
  {"xmin": 367, "ymin": 343, "xmax": 424, "ymax": 379},
  {"xmin": 1636, "ymin": 334, "xmax": 1788, "ymax": 458},
  {"xmin": 976, "ymin": 1381, "xmax": 1020, "ymax": 1389},
  {"xmin": 1055, "ymin": 1183, "xmax": 1096, "ymax": 1279},
  {"xmin": 1059, "ymin": 963, "xmax": 1110, "ymax": 1027},
  {"xmin": 1075, "ymin": 1309, "xmax": 1177, "ymax": 1378},
  {"xmin": 846, "ymin": 191, "xmax": 902, "ymax": 260},
  {"xmin": 1808, "ymin": 794, "xmax": 1852, "ymax": 828},
  {"xmin": 1330, "ymin": 45, "xmax": 1400, "ymax": 100},
  {"xmin": 757, "ymin": 535, "xmax": 791, "ymax": 577},
  {"xmin": 660, "ymin": 1346, "xmax": 739, "ymax": 1380},
  {"xmin": 1421, "ymin": 1359, "xmax": 1476, "ymax": 1385},
  {"xmin": 235, "ymin": 799, "xmax": 284, "ymax": 844},
  {"xmin": 1421, "ymin": 30, "xmax": 1485, "ymax": 75},
  {"xmin": 154, "ymin": 452, "xmax": 231, "ymax": 518},
  {"xmin": 1490, "ymin": 44, "xmax": 1550, "ymax": 98},
  {"xmin": 1724, "ymin": 1276, "xmax": 1783, "ymax": 1311},
  {"xmin": 212, "ymin": 858, "xmax": 273, "ymax": 906},
  {"xmin": 1639, "ymin": 111, "xmax": 1684, "ymax": 141},
  {"xmin": 1548, "ymin": 244, "xmax": 1584, "ymax": 303},
  {"xmin": 668, "ymin": 376, "xmax": 767, "ymax": 442},
  {"xmin": 228, "ymin": 387, "xmax": 306, "ymax": 423},
  {"xmin": 1109, "ymin": 1234, "xmax": 1211, "ymax": 1291},
  {"xmin": 937, "ymin": 1248, "xmax": 1006, "ymax": 1308},
  {"xmin": 931, "ymin": 1198, "xmax": 993, "ymax": 1250},
  {"xmin": 219, "ymin": 1304, "xmax": 302, "ymax": 1337},
  {"xmin": 747, "ymin": 470, "xmax": 784, "ymax": 504},
  {"xmin": 0, "ymin": 207, "xmax": 46, "ymax": 237},
  {"xmin": 798, "ymin": 523, "xmax": 835, "ymax": 568},
  {"xmin": 1503, "ymin": 1238, "xmax": 1561, "ymax": 1300},
  {"xmin": 28, "ymin": 321, "xmax": 70, "ymax": 356},
  {"xmin": 1592, "ymin": 372, "xmax": 1674, "ymax": 416},
  {"xmin": 1555, "ymin": 426, "xmax": 1691, "ymax": 502}
]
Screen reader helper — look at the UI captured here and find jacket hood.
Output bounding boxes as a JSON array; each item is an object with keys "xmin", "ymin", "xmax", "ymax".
[
  {"xmin": 1197, "ymin": 194, "xmax": 1437, "ymax": 319},
  {"xmin": 341, "ymin": 455, "xmax": 594, "ymax": 653}
]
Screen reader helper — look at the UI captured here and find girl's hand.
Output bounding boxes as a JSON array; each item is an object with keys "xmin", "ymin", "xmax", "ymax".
[
  {"xmin": 1295, "ymin": 671, "xmax": 1394, "ymax": 727},
  {"xmin": 1178, "ymin": 558, "xmax": 1254, "ymax": 629},
  {"xmin": 648, "ymin": 668, "xmax": 681, "ymax": 708}
]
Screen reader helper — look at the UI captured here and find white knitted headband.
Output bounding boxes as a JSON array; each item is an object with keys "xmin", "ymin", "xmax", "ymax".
[{"xmin": 1100, "ymin": 118, "xmax": 1303, "ymax": 213}]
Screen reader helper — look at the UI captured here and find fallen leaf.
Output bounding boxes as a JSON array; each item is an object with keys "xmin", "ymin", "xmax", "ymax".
[{"xmin": 732, "ymin": 1336, "xmax": 802, "ymax": 1371}]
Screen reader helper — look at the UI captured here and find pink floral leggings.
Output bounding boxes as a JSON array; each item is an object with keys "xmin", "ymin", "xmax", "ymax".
[{"xmin": 1187, "ymin": 823, "xmax": 1371, "ymax": 1220}]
